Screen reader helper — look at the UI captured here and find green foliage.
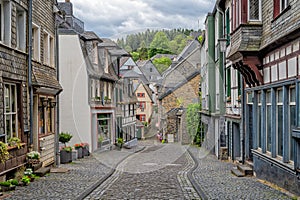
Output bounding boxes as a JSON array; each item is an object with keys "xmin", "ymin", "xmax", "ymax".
[
  {"xmin": 152, "ymin": 57, "xmax": 172, "ymax": 74},
  {"xmin": 0, "ymin": 142, "xmax": 9, "ymax": 163},
  {"xmin": 61, "ymin": 146, "xmax": 72, "ymax": 152},
  {"xmin": 27, "ymin": 151, "xmax": 40, "ymax": 160},
  {"xmin": 117, "ymin": 28, "xmax": 201, "ymax": 61},
  {"xmin": 9, "ymin": 179, "xmax": 19, "ymax": 186},
  {"xmin": 198, "ymin": 35, "xmax": 203, "ymax": 43},
  {"xmin": 8, "ymin": 137, "xmax": 22, "ymax": 149},
  {"xmin": 59, "ymin": 132, "xmax": 72, "ymax": 145},
  {"xmin": 187, "ymin": 104, "xmax": 201, "ymax": 141},
  {"xmin": 0, "ymin": 181, "xmax": 11, "ymax": 187},
  {"xmin": 21, "ymin": 176, "xmax": 31, "ymax": 184},
  {"xmin": 130, "ymin": 51, "xmax": 140, "ymax": 61},
  {"xmin": 117, "ymin": 138, "xmax": 124, "ymax": 144}
]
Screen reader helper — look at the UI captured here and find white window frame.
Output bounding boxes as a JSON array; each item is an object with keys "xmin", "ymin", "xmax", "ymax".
[
  {"xmin": 280, "ymin": 0, "xmax": 289, "ymax": 12},
  {"xmin": 4, "ymin": 83, "xmax": 18, "ymax": 142},
  {"xmin": 276, "ymin": 88, "xmax": 283, "ymax": 158},
  {"xmin": 248, "ymin": 0, "xmax": 262, "ymax": 21},
  {"xmin": 32, "ymin": 23, "xmax": 40, "ymax": 61},
  {"xmin": 43, "ymin": 31, "xmax": 49, "ymax": 65},
  {"xmin": 289, "ymin": 86, "xmax": 296, "ymax": 163},
  {"xmin": 0, "ymin": 0, "xmax": 11, "ymax": 46},
  {"xmin": 16, "ymin": 5, "xmax": 26, "ymax": 51}
]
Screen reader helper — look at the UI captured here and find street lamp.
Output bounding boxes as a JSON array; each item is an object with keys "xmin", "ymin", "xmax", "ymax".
[{"xmin": 218, "ymin": 38, "xmax": 227, "ymax": 53}]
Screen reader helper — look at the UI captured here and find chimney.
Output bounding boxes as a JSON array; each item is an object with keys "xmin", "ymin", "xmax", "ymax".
[{"xmin": 65, "ymin": 0, "xmax": 70, "ymax": 2}]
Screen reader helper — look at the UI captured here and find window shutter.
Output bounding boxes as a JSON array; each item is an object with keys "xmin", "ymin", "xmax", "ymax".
[{"xmin": 273, "ymin": 0, "xmax": 280, "ymax": 18}]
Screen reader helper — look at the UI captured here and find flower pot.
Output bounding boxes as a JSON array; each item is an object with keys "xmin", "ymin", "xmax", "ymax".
[
  {"xmin": 76, "ymin": 147, "xmax": 83, "ymax": 159},
  {"xmin": 60, "ymin": 150, "xmax": 72, "ymax": 164},
  {"xmin": 82, "ymin": 147, "xmax": 89, "ymax": 156},
  {"xmin": 72, "ymin": 150, "xmax": 77, "ymax": 161}
]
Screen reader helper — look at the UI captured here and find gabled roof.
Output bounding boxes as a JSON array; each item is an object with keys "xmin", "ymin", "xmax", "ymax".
[
  {"xmin": 134, "ymin": 81, "xmax": 154, "ymax": 103},
  {"xmin": 176, "ymin": 39, "xmax": 200, "ymax": 62},
  {"xmin": 81, "ymin": 31, "xmax": 102, "ymax": 42},
  {"xmin": 150, "ymin": 54, "xmax": 177, "ymax": 61}
]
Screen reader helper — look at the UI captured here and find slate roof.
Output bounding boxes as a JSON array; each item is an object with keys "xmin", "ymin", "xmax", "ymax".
[
  {"xmin": 32, "ymin": 67, "xmax": 62, "ymax": 92},
  {"xmin": 81, "ymin": 31, "xmax": 102, "ymax": 42},
  {"xmin": 150, "ymin": 54, "xmax": 177, "ymax": 61}
]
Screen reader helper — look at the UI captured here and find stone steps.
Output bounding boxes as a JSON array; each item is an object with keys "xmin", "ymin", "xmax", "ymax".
[
  {"xmin": 34, "ymin": 167, "xmax": 51, "ymax": 177},
  {"xmin": 231, "ymin": 163, "xmax": 253, "ymax": 177}
]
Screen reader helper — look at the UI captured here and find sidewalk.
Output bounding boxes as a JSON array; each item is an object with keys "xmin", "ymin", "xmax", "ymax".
[
  {"xmin": 3, "ymin": 145, "xmax": 145, "ymax": 200},
  {"xmin": 188, "ymin": 146, "xmax": 294, "ymax": 200}
]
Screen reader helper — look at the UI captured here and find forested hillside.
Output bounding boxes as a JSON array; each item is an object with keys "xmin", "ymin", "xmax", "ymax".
[{"xmin": 117, "ymin": 28, "xmax": 201, "ymax": 74}]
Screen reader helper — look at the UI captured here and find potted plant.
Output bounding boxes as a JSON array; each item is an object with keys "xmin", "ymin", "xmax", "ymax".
[
  {"xmin": 26, "ymin": 151, "xmax": 41, "ymax": 171},
  {"xmin": 0, "ymin": 142, "xmax": 10, "ymax": 164},
  {"xmin": 0, "ymin": 181, "xmax": 13, "ymax": 192},
  {"xmin": 59, "ymin": 132, "xmax": 72, "ymax": 146},
  {"xmin": 8, "ymin": 137, "xmax": 22, "ymax": 149},
  {"xmin": 21, "ymin": 176, "xmax": 30, "ymax": 186},
  {"xmin": 81, "ymin": 143, "xmax": 89, "ymax": 156},
  {"xmin": 74, "ymin": 143, "xmax": 83, "ymax": 159},
  {"xmin": 116, "ymin": 138, "xmax": 124, "ymax": 150},
  {"xmin": 104, "ymin": 96, "xmax": 111, "ymax": 104},
  {"xmin": 98, "ymin": 135, "xmax": 104, "ymax": 148},
  {"xmin": 60, "ymin": 146, "xmax": 72, "ymax": 164},
  {"xmin": 59, "ymin": 132, "xmax": 73, "ymax": 163}
]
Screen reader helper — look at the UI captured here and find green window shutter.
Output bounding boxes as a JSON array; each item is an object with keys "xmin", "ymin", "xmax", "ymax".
[{"xmin": 227, "ymin": 68, "xmax": 231, "ymax": 97}]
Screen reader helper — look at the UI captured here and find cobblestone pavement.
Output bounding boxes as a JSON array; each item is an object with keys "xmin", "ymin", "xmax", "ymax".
[
  {"xmin": 188, "ymin": 146, "xmax": 293, "ymax": 200},
  {"xmin": 3, "ymin": 146, "xmax": 144, "ymax": 200},
  {"xmin": 86, "ymin": 143, "xmax": 200, "ymax": 200}
]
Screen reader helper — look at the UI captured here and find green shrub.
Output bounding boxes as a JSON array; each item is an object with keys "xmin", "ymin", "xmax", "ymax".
[
  {"xmin": 0, "ymin": 181, "xmax": 11, "ymax": 187},
  {"xmin": 59, "ymin": 132, "xmax": 72, "ymax": 144},
  {"xmin": 9, "ymin": 179, "xmax": 19, "ymax": 186}
]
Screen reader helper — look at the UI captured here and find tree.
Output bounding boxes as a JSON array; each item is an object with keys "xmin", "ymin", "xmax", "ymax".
[
  {"xmin": 186, "ymin": 104, "xmax": 201, "ymax": 145},
  {"xmin": 150, "ymin": 31, "xmax": 170, "ymax": 51},
  {"xmin": 130, "ymin": 52, "xmax": 140, "ymax": 61},
  {"xmin": 152, "ymin": 57, "xmax": 172, "ymax": 74}
]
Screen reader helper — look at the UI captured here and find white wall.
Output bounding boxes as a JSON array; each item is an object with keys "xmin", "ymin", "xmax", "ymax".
[{"xmin": 59, "ymin": 34, "xmax": 92, "ymax": 148}]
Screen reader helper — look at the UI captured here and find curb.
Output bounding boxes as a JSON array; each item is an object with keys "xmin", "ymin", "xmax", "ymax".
[
  {"xmin": 187, "ymin": 147, "xmax": 208, "ymax": 200},
  {"xmin": 76, "ymin": 146, "xmax": 146, "ymax": 200}
]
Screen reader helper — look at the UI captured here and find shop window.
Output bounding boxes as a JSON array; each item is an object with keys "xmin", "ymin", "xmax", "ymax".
[
  {"xmin": 4, "ymin": 83, "xmax": 18, "ymax": 142},
  {"xmin": 39, "ymin": 97, "xmax": 55, "ymax": 135}
]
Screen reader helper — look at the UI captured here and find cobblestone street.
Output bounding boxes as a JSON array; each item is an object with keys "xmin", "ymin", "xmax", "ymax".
[{"xmin": 3, "ymin": 140, "xmax": 296, "ymax": 199}]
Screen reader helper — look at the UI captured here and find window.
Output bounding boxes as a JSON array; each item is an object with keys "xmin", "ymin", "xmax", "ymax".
[
  {"xmin": 137, "ymin": 93, "xmax": 145, "ymax": 98},
  {"xmin": 0, "ymin": 1, "xmax": 11, "ymax": 45},
  {"xmin": 232, "ymin": 0, "xmax": 241, "ymax": 30},
  {"xmin": 248, "ymin": 0, "xmax": 261, "ymax": 21},
  {"xmin": 4, "ymin": 83, "xmax": 18, "ymax": 141},
  {"xmin": 225, "ymin": 8, "xmax": 230, "ymax": 45},
  {"xmin": 257, "ymin": 92, "xmax": 262, "ymax": 148},
  {"xmin": 138, "ymin": 102, "xmax": 146, "ymax": 111},
  {"xmin": 289, "ymin": 86, "xmax": 296, "ymax": 161},
  {"xmin": 280, "ymin": 0, "xmax": 289, "ymax": 11},
  {"xmin": 39, "ymin": 97, "xmax": 55, "ymax": 134},
  {"xmin": 32, "ymin": 24, "xmax": 40, "ymax": 61},
  {"xmin": 16, "ymin": 6, "xmax": 26, "ymax": 51},
  {"xmin": 226, "ymin": 67, "xmax": 231, "ymax": 99},
  {"xmin": 277, "ymin": 89, "xmax": 283, "ymax": 157},
  {"xmin": 138, "ymin": 115, "xmax": 146, "ymax": 122},
  {"xmin": 150, "ymin": 68, "xmax": 153, "ymax": 72},
  {"xmin": 92, "ymin": 42, "xmax": 98, "ymax": 65},
  {"xmin": 266, "ymin": 91, "xmax": 272, "ymax": 152},
  {"xmin": 43, "ymin": 32, "xmax": 54, "ymax": 66},
  {"xmin": 273, "ymin": 0, "xmax": 289, "ymax": 18}
]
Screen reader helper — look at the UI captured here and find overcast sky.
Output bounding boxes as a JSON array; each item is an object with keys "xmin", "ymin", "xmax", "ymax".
[{"xmin": 58, "ymin": 0, "xmax": 216, "ymax": 39}]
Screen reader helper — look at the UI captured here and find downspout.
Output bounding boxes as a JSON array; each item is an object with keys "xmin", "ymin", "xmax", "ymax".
[
  {"xmin": 28, "ymin": 0, "xmax": 33, "ymax": 146},
  {"xmin": 54, "ymin": 2, "xmax": 60, "ymax": 167}
]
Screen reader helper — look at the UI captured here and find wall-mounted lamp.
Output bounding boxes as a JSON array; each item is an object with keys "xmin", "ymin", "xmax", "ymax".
[{"xmin": 218, "ymin": 38, "xmax": 227, "ymax": 53}]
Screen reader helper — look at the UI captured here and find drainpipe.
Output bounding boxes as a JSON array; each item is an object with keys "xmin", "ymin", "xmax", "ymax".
[
  {"xmin": 54, "ymin": 1, "xmax": 61, "ymax": 167},
  {"xmin": 28, "ymin": 0, "xmax": 33, "ymax": 146}
]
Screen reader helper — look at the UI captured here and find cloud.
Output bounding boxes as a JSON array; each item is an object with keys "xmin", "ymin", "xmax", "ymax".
[{"xmin": 58, "ymin": 0, "xmax": 215, "ymax": 38}]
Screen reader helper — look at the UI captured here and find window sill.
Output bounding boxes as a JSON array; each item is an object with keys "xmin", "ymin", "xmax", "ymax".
[{"xmin": 272, "ymin": 5, "xmax": 291, "ymax": 23}]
